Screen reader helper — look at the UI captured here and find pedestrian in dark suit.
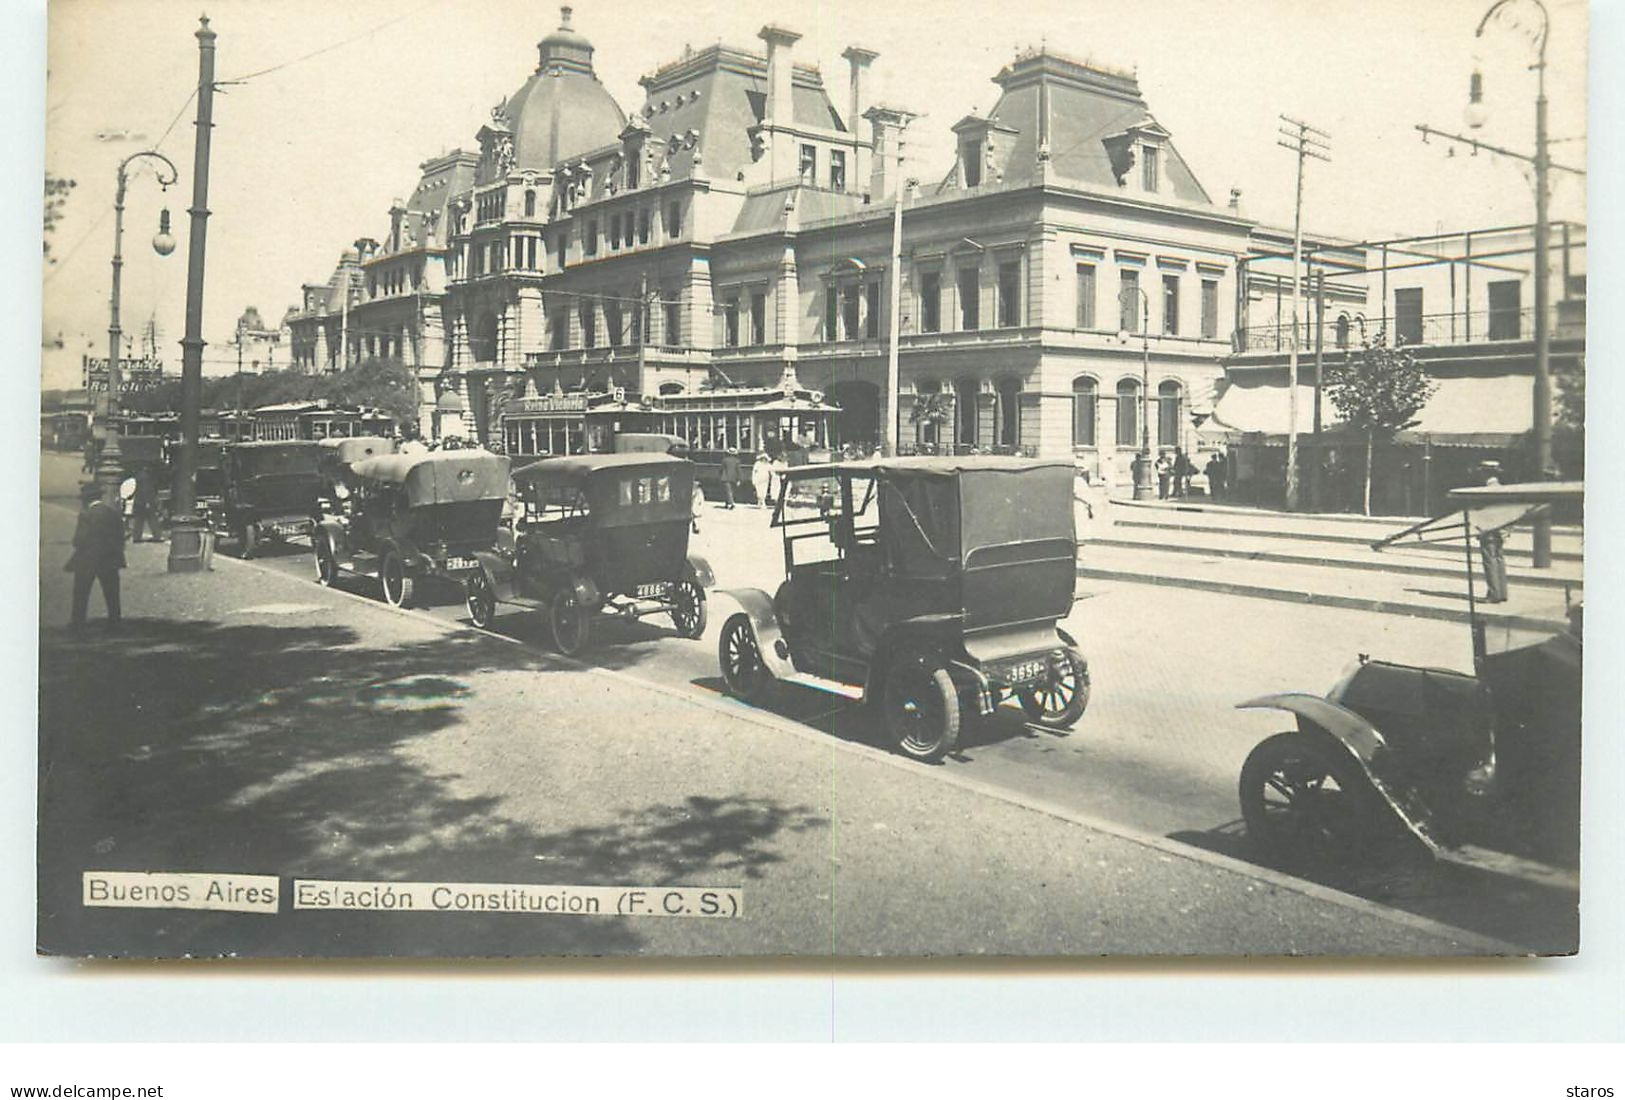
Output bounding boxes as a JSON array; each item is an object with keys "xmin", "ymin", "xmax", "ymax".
[
  {"xmin": 67, "ymin": 483, "xmax": 126, "ymax": 627},
  {"xmin": 718, "ymin": 448, "xmax": 741, "ymax": 509}
]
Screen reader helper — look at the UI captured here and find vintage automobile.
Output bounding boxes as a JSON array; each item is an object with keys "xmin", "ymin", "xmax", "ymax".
[
  {"xmin": 1236, "ymin": 482, "xmax": 1582, "ymax": 888},
  {"xmin": 714, "ymin": 456, "xmax": 1090, "ymax": 762},
  {"xmin": 314, "ymin": 449, "xmax": 511, "ymax": 608},
  {"xmin": 464, "ymin": 453, "xmax": 712, "ymax": 654},
  {"xmin": 316, "ymin": 434, "xmax": 397, "ymax": 512},
  {"xmin": 193, "ymin": 438, "xmax": 229, "ymax": 518},
  {"xmin": 212, "ymin": 440, "xmax": 326, "ymax": 557}
]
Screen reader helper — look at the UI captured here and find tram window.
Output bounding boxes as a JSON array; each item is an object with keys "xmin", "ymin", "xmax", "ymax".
[{"xmin": 740, "ymin": 419, "xmax": 753, "ymax": 449}]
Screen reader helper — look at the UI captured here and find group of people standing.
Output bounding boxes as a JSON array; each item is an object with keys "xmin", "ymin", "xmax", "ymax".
[{"xmin": 1154, "ymin": 448, "xmax": 1228, "ymax": 500}]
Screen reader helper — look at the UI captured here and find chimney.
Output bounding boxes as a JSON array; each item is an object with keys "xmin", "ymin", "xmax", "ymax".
[
  {"xmin": 841, "ymin": 46, "xmax": 879, "ymax": 135},
  {"xmin": 1228, "ymin": 187, "xmax": 1243, "ymax": 214},
  {"xmin": 759, "ymin": 24, "xmax": 801, "ymax": 125},
  {"xmin": 864, "ymin": 104, "xmax": 915, "ymax": 200}
]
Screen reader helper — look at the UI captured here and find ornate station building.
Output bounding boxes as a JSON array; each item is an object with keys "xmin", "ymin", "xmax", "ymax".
[{"xmin": 290, "ymin": 6, "xmax": 1254, "ymax": 487}]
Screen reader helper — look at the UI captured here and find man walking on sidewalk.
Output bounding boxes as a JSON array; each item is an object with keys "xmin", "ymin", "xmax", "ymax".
[
  {"xmin": 127, "ymin": 464, "xmax": 163, "ymax": 543},
  {"xmin": 718, "ymin": 447, "xmax": 741, "ymax": 509},
  {"xmin": 66, "ymin": 482, "xmax": 126, "ymax": 628}
]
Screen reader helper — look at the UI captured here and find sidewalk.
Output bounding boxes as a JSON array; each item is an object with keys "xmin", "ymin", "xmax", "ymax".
[{"xmin": 36, "ymin": 487, "xmax": 1495, "ymax": 958}]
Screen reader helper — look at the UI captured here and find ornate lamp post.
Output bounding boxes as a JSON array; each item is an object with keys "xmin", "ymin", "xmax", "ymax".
[
  {"xmin": 1469, "ymin": 0, "xmax": 1553, "ymax": 567},
  {"xmin": 1118, "ymin": 285, "xmax": 1154, "ymax": 500},
  {"xmin": 97, "ymin": 150, "xmax": 178, "ymax": 488}
]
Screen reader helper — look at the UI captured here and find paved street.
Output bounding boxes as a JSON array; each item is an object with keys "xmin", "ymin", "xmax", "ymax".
[{"xmin": 37, "ymin": 453, "xmax": 1577, "ymax": 954}]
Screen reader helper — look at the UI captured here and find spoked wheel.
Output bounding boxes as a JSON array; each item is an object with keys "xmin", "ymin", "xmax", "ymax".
[
  {"xmin": 239, "ymin": 524, "xmax": 260, "ymax": 559},
  {"xmin": 549, "ymin": 586, "xmax": 592, "ymax": 655},
  {"xmin": 314, "ymin": 535, "xmax": 337, "ymax": 586},
  {"xmin": 465, "ymin": 569, "xmax": 497, "ymax": 630},
  {"xmin": 1018, "ymin": 647, "xmax": 1091, "ymax": 730},
  {"xmin": 380, "ymin": 552, "xmax": 415, "ymax": 609},
  {"xmin": 883, "ymin": 659, "xmax": 961, "ymax": 763},
  {"xmin": 717, "ymin": 613, "xmax": 771, "ymax": 704},
  {"xmin": 669, "ymin": 579, "xmax": 708, "ymax": 639},
  {"xmin": 1239, "ymin": 731, "xmax": 1384, "ymax": 870}
]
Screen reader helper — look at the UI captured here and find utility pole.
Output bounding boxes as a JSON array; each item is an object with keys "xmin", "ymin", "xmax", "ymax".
[
  {"xmin": 1312, "ymin": 269, "xmax": 1326, "ymax": 510},
  {"xmin": 1277, "ymin": 116, "xmax": 1330, "ymax": 511},
  {"xmin": 167, "ymin": 14, "xmax": 218, "ymax": 573}
]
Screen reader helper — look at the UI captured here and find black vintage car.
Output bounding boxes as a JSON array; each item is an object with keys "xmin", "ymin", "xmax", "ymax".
[
  {"xmin": 716, "ymin": 456, "xmax": 1090, "ymax": 762},
  {"xmin": 316, "ymin": 435, "xmax": 396, "ymax": 512},
  {"xmin": 1237, "ymin": 482, "xmax": 1583, "ymax": 890},
  {"xmin": 213, "ymin": 440, "xmax": 326, "ymax": 557},
  {"xmin": 465, "ymin": 453, "xmax": 713, "ymax": 654},
  {"xmin": 314, "ymin": 449, "xmax": 510, "ymax": 608}
]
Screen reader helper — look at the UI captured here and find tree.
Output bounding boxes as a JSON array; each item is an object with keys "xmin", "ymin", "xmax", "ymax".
[
  {"xmin": 43, "ymin": 173, "xmax": 76, "ymax": 262},
  {"xmin": 1323, "ymin": 330, "xmax": 1437, "ymax": 515},
  {"xmin": 315, "ymin": 357, "xmax": 417, "ymax": 426},
  {"xmin": 909, "ymin": 391, "xmax": 954, "ymax": 453},
  {"xmin": 1553, "ymin": 355, "xmax": 1584, "ymax": 478}
]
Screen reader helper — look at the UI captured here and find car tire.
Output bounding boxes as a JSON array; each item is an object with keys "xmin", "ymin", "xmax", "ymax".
[
  {"xmin": 549, "ymin": 586, "xmax": 592, "ymax": 655},
  {"xmin": 381, "ymin": 552, "xmax": 415, "ymax": 609},
  {"xmin": 1239, "ymin": 730, "xmax": 1387, "ymax": 870},
  {"xmin": 1018, "ymin": 647, "xmax": 1090, "ymax": 729},
  {"xmin": 466, "ymin": 569, "xmax": 497, "ymax": 630},
  {"xmin": 883, "ymin": 659, "xmax": 960, "ymax": 763},
  {"xmin": 314, "ymin": 535, "xmax": 337, "ymax": 587},
  {"xmin": 670, "ymin": 579, "xmax": 707, "ymax": 639},
  {"xmin": 718, "ymin": 613, "xmax": 772, "ymax": 704}
]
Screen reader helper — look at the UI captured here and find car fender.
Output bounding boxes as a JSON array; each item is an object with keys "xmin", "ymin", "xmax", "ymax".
[
  {"xmin": 315, "ymin": 518, "xmax": 349, "ymax": 560},
  {"xmin": 1238, "ymin": 692, "xmax": 1441, "ymax": 856},
  {"xmin": 473, "ymin": 550, "xmax": 519, "ymax": 602},
  {"xmin": 568, "ymin": 573, "xmax": 602, "ymax": 611},
  {"xmin": 685, "ymin": 552, "xmax": 716, "ymax": 589},
  {"xmin": 713, "ymin": 587, "xmax": 795, "ymax": 681},
  {"xmin": 863, "ymin": 615, "xmax": 962, "ymax": 704}
]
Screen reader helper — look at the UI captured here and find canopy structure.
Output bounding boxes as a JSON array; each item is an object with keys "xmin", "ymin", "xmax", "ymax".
[{"xmin": 352, "ymin": 450, "xmax": 511, "ymax": 506}]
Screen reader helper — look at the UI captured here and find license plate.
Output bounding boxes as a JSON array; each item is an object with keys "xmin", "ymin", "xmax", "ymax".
[
  {"xmin": 1000, "ymin": 658, "xmax": 1048, "ymax": 686},
  {"xmin": 635, "ymin": 583, "xmax": 667, "ymax": 599},
  {"xmin": 444, "ymin": 556, "xmax": 478, "ymax": 572}
]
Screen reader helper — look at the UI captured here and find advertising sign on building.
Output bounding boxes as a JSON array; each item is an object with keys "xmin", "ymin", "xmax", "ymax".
[{"xmin": 83, "ymin": 355, "xmax": 165, "ymax": 394}]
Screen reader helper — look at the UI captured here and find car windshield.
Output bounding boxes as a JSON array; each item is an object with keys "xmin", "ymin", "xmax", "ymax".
[{"xmin": 774, "ymin": 471, "xmax": 876, "ymax": 568}]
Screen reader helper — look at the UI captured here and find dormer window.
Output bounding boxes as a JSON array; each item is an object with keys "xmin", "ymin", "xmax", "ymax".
[
  {"xmin": 1141, "ymin": 145, "xmax": 1160, "ymax": 193},
  {"xmin": 962, "ymin": 143, "xmax": 982, "ymax": 188}
]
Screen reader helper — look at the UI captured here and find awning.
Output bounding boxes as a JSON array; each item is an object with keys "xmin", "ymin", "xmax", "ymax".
[
  {"xmin": 1209, "ymin": 381, "xmax": 1320, "ymax": 435},
  {"xmin": 1211, "ymin": 373, "xmax": 1536, "ymax": 443}
]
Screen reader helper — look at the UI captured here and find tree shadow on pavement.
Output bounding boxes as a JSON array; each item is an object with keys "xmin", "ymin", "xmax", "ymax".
[{"xmin": 38, "ymin": 616, "xmax": 824, "ymax": 959}]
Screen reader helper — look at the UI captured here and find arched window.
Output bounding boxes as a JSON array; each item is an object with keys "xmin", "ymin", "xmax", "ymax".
[
  {"xmin": 995, "ymin": 376, "xmax": 1022, "ymax": 451},
  {"xmin": 1115, "ymin": 378, "xmax": 1140, "ymax": 448},
  {"xmin": 1072, "ymin": 377, "xmax": 1097, "ymax": 448},
  {"xmin": 1158, "ymin": 379, "xmax": 1183, "ymax": 449},
  {"xmin": 1335, "ymin": 314, "xmax": 1351, "ymax": 349},
  {"xmin": 954, "ymin": 377, "xmax": 979, "ymax": 449},
  {"xmin": 658, "ymin": 381, "xmax": 685, "ymax": 396}
]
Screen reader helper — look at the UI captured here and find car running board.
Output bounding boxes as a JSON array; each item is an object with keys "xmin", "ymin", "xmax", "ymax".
[
  {"xmin": 1439, "ymin": 843, "xmax": 1580, "ymax": 893},
  {"xmin": 777, "ymin": 671, "xmax": 865, "ymax": 701}
]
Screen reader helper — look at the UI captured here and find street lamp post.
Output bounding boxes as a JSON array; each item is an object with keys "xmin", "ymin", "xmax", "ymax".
[
  {"xmin": 1119, "ymin": 286, "xmax": 1154, "ymax": 500},
  {"xmin": 98, "ymin": 150, "xmax": 178, "ymax": 488}
]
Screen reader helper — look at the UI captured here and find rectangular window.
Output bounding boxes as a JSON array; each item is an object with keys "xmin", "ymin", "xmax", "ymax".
[
  {"xmin": 842, "ymin": 285, "xmax": 861, "ymax": 341},
  {"xmin": 723, "ymin": 297, "xmax": 740, "ymax": 348},
  {"xmin": 667, "ymin": 201, "xmax": 682, "ymax": 238},
  {"xmin": 866, "ymin": 282, "xmax": 881, "ymax": 339},
  {"xmin": 1116, "ymin": 385, "xmax": 1138, "ymax": 447},
  {"xmin": 551, "ymin": 309, "xmax": 567, "ymax": 350},
  {"xmin": 610, "ymin": 214, "xmax": 622, "ymax": 249},
  {"xmin": 1162, "ymin": 274, "xmax": 1180, "ymax": 336},
  {"xmin": 998, "ymin": 261, "xmax": 1022, "ymax": 327},
  {"xmin": 1120, "ymin": 270, "xmax": 1140, "ymax": 332},
  {"xmin": 557, "ymin": 235, "xmax": 569, "ymax": 267},
  {"xmin": 1141, "ymin": 145, "xmax": 1159, "ymax": 192},
  {"xmin": 1395, "ymin": 287, "xmax": 1424, "ymax": 345},
  {"xmin": 584, "ymin": 220, "xmax": 598, "ymax": 257},
  {"xmin": 825, "ymin": 286, "xmax": 839, "ymax": 342},
  {"xmin": 1073, "ymin": 385, "xmax": 1096, "ymax": 448},
  {"xmin": 606, "ymin": 301, "xmax": 624, "ymax": 347},
  {"xmin": 920, "ymin": 271, "xmax": 941, "ymax": 333},
  {"xmin": 638, "ymin": 209, "xmax": 650, "ymax": 245},
  {"xmin": 627, "ymin": 156, "xmax": 640, "ymax": 191},
  {"xmin": 750, "ymin": 291, "xmax": 766, "ymax": 345},
  {"xmin": 799, "ymin": 144, "xmax": 817, "ymax": 185},
  {"xmin": 1201, "ymin": 278, "xmax": 1219, "ymax": 339},
  {"xmin": 1487, "ymin": 280, "xmax": 1522, "ymax": 340},
  {"xmin": 664, "ymin": 297, "xmax": 681, "ymax": 348},
  {"xmin": 580, "ymin": 302, "xmax": 596, "ymax": 348},
  {"xmin": 830, "ymin": 150, "xmax": 846, "ymax": 192},
  {"xmin": 962, "ymin": 143, "xmax": 982, "ymax": 188},
  {"xmin": 1076, "ymin": 264, "xmax": 1096, "ymax": 329},
  {"xmin": 958, "ymin": 266, "xmax": 980, "ymax": 331}
]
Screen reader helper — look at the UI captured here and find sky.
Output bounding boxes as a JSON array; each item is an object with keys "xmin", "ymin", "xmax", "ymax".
[{"xmin": 35, "ymin": 0, "xmax": 1590, "ymax": 392}]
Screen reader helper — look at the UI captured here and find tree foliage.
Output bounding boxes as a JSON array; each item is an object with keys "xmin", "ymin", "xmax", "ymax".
[
  {"xmin": 1323, "ymin": 331, "xmax": 1437, "ymax": 437},
  {"xmin": 910, "ymin": 391, "xmax": 954, "ymax": 426},
  {"xmin": 120, "ymin": 358, "xmax": 418, "ymax": 426},
  {"xmin": 1554, "ymin": 355, "xmax": 1585, "ymax": 477},
  {"xmin": 43, "ymin": 173, "xmax": 77, "ymax": 261}
]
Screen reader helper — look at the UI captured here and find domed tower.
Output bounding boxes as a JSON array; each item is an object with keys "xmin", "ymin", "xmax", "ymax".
[{"xmin": 475, "ymin": 6, "xmax": 626, "ymax": 185}]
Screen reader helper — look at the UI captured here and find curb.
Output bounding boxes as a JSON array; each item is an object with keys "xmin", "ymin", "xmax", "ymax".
[
  {"xmin": 202, "ymin": 539, "xmax": 1521, "ymax": 955},
  {"xmin": 1077, "ymin": 564, "xmax": 1569, "ymax": 632},
  {"xmin": 1085, "ymin": 535, "xmax": 1583, "ymax": 590}
]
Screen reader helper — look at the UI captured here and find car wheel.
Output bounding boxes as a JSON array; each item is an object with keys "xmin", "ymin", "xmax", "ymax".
[
  {"xmin": 549, "ymin": 586, "xmax": 592, "ymax": 655},
  {"xmin": 466, "ymin": 569, "xmax": 497, "ymax": 630},
  {"xmin": 1239, "ymin": 731, "xmax": 1385, "ymax": 870},
  {"xmin": 883, "ymin": 659, "xmax": 960, "ymax": 763},
  {"xmin": 718, "ymin": 613, "xmax": 771, "ymax": 704},
  {"xmin": 314, "ymin": 535, "xmax": 337, "ymax": 587},
  {"xmin": 670, "ymin": 579, "xmax": 707, "ymax": 639},
  {"xmin": 381, "ymin": 552, "xmax": 415, "ymax": 609},
  {"xmin": 1018, "ymin": 647, "xmax": 1090, "ymax": 729}
]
